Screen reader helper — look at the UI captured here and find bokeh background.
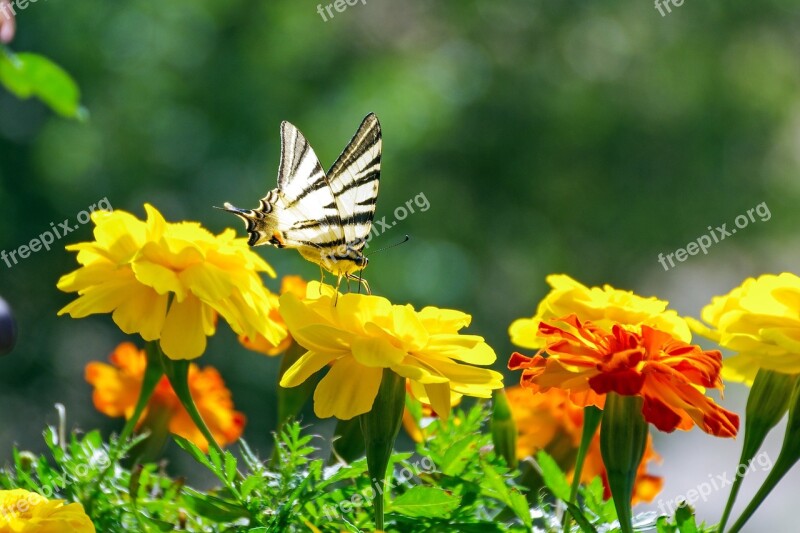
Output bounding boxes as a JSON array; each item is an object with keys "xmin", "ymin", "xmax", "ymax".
[{"xmin": 1, "ymin": 0, "xmax": 799, "ymax": 530}]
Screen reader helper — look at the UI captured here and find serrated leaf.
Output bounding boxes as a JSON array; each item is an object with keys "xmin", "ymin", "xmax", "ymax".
[
  {"xmin": 656, "ymin": 516, "xmax": 677, "ymax": 533},
  {"xmin": 582, "ymin": 476, "xmax": 616, "ymax": 523},
  {"xmin": 440, "ymin": 436, "xmax": 478, "ymax": 477},
  {"xmin": 0, "ymin": 49, "xmax": 86, "ymax": 120},
  {"xmin": 224, "ymin": 452, "xmax": 238, "ymax": 483},
  {"xmin": 240, "ymin": 475, "xmax": 262, "ymax": 498},
  {"xmin": 173, "ymin": 435, "xmax": 213, "ymax": 470},
  {"xmin": 675, "ymin": 502, "xmax": 698, "ymax": 533},
  {"xmin": 389, "ymin": 486, "xmax": 460, "ymax": 518},
  {"xmin": 565, "ymin": 501, "xmax": 598, "ymax": 533},
  {"xmin": 181, "ymin": 488, "xmax": 249, "ymax": 521},
  {"xmin": 536, "ymin": 450, "xmax": 571, "ymax": 502}
]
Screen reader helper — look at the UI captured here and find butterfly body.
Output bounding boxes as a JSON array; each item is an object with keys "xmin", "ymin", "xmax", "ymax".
[{"xmin": 224, "ymin": 113, "xmax": 381, "ymax": 285}]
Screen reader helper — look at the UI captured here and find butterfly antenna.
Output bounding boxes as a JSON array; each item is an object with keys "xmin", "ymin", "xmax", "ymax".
[{"xmin": 365, "ymin": 235, "xmax": 411, "ymax": 257}]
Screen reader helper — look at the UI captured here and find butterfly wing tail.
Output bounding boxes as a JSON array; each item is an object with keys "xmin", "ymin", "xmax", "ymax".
[{"xmin": 222, "ymin": 198, "xmax": 285, "ymax": 247}]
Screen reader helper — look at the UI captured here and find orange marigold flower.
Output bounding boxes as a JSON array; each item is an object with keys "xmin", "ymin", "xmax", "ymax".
[
  {"xmin": 508, "ymin": 315, "xmax": 739, "ymax": 437},
  {"xmin": 506, "ymin": 386, "xmax": 662, "ymax": 504},
  {"xmin": 239, "ymin": 275, "xmax": 308, "ymax": 356},
  {"xmin": 86, "ymin": 342, "xmax": 245, "ymax": 451}
]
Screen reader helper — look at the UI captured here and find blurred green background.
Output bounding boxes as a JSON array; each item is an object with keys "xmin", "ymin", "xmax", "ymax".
[{"xmin": 2, "ymin": 0, "xmax": 800, "ymax": 528}]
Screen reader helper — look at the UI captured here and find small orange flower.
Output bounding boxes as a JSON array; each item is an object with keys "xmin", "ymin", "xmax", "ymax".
[
  {"xmin": 505, "ymin": 386, "xmax": 662, "ymax": 504},
  {"xmin": 86, "ymin": 342, "xmax": 245, "ymax": 451},
  {"xmin": 239, "ymin": 275, "xmax": 308, "ymax": 356},
  {"xmin": 508, "ymin": 315, "xmax": 739, "ymax": 437}
]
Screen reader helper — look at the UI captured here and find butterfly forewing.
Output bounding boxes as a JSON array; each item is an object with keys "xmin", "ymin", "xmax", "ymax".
[
  {"xmin": 326, "ymin": 113, "xmax": 382, "ymax": 252},
  {"xmin": 273, "ymin": 122, "xmax": 345, "ymax": 249}
]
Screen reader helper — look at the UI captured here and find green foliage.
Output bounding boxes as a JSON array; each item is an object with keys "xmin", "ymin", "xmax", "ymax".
[
  {"xmin": 0, "ymin": 404, "xmax": 721, "ymax": 532},
  {"xmin": 0, "ymin": 47, "xmax": 85, "ymax": 120}
]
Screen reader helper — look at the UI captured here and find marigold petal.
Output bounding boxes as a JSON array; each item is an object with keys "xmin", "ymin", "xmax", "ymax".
[
  {"xmin": 351, "ymin": 336, "xmax": 407, "ymax": 368},
  {"xmin": 423, "ymin": 382, "xmax": 453, "ymax": 423},
  {"xmin": 424, "ymin": 334, "xmax": 496, "ymax": 365},
  {"xmin": 280, "ymin": 350, "xmax": 338, "ymax": 388},
  {"xmin": 292, "ymin": 324, "xmax": 354, "ymax": 354},
  {"xmin": 57, "ymin": 270, "xmax": 138, "ymax": 318},
  {"xmin": 111, "ymin": 287, "xmax": 168, "ymax": 341},
  {"xmin": 160, "ymin": 295, "xmax": 208, "ymax": 360},
  {"xmin": 132, "ymin": 251, "xmax": 188, "ymax": 301},
  {"xmin": 313, "ymin": 358, "xmax": 382, "ymax": 419},
  {"xmin": 416, "ymin": 307, "xmax": 472, "ymax": 333}
]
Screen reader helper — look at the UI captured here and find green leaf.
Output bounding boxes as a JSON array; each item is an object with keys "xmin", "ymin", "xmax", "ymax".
[
  {"xmin": 389, "ymin": 486, "xmax": 460, "ymax": 518},
  {"xmin": 0, "ymin": 49, "xmax": 86, "ymax": 120},
  {"xmin": 223, "ymin": 452, "xmax": 238, "ymax": 484},
  {"xmin": 173, "ymin": 435, "xmax": 214, "ymax": 470},
  {"xmin": 440, "ymin": 436, "xmax": 479, "ymax": 477},
  {"xmin": 656, "ymin": 516, "xmax": 678, "ymax": 533},
  {"xmin": 240, "ymin": 475, "xmax": 262, "ymax": 498},
  {"xmin": 480, "ymin": 462, "xmax": 532, "ymax": 529},
  {"xmin": 564, "ymin": 501, "xmax": 599, "ymax": 533},
  {"xmin": 536, "ymin": 450, "xmax": 571, "ymax": 502},
  {"xmin": 180, "ymin": 488, "xmax": 249, "ymax": 522},
  {"xmin": 675, "ymin": 502, "xmax": 698, "ymax": 533}
]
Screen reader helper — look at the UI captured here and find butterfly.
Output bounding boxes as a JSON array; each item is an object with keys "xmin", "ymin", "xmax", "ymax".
[{"xmin": 223, "ymin": 113, "xmax": 382, "ymax": 294}]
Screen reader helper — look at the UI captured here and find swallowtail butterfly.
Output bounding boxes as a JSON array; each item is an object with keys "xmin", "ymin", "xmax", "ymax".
[{"xmin": 223, "ymin": 113, "xmax": 381, "ymax": 293}]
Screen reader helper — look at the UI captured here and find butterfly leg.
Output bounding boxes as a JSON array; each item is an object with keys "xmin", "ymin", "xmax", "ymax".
[
  {"xmin": 346, "ymin": 273, "xmax": 371, "ymax": 295},
  {"xmin": 333, "ymin": 273, "xmax": 345, "ymax": 305}
]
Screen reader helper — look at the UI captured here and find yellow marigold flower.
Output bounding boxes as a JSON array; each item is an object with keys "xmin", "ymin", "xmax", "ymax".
[
  {"xmin": 57, "ymin": 204, "xmax": 284, "ymax": 360},
  {"xmin": 509, "ymin": 274, "xmax": 691, "ymax": 350},
  {"xmin": 509, "ymin": 315, "xmax": 739, "ymax": 437},
  {"xmin": 0, "ymin": 489, "xmax": 94, "ymax": 533},
  {"xmin": 688, "ymin": 272, "xmax": 800, "ymax": 384},
  {"xmin": 279, "ymin": 282, "xmax": 504, "ymax": 420},
  {"xmin": 239, "ymin": 275, "xmax": 308, "ymax": 356},
  {"xmin": 85, "ymin": 342, "xmax": 245, "ymax": 451},
  {"xmin": 505, "ymin": 386, "xmax": 662, "ymax": 504}
]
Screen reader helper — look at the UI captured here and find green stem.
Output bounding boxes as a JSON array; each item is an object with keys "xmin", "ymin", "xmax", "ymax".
[
  {"xmin": 718, "ymin": 369, "xmax": 795, "ymax": 532},
  {"xmin": 563, "ymin": 405, "xmax": 603, "ymax": 533},
  {"xmin": 600, "ymin": 393, "xmax": 648, "ymax": 533},
  {"xmin": 728, "ymin": 377, "xmax": 800, "ymax": 533},
  {"xmin": 490, "ymin": 388, "xmax": 519, "ymax": 470},
  {"xmin": 159, "ymin": 348, "xmax": 224, "ymax": 456},
  {"xmin": 359, "ymin": 369, "xmax": 406, "ymax": 530}
]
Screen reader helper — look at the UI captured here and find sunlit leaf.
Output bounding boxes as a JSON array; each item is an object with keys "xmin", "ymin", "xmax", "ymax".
[{"xmin": 0, "ymin": 48, "xmax": 86, "ymax": 120}]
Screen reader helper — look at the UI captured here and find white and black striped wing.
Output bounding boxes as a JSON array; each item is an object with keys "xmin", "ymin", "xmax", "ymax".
[
  {"xmin": 326, "ymin": 113, "xmax": 382, "ymax": 251},
  {"xmin": 275, "ymin": 121, "xmax": 345, "ymax": 250}
]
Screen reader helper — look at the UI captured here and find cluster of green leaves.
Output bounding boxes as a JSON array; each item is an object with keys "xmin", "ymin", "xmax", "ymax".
[{"xmin": 0, "ymin": 404, "xmax": 712, "ymax": 532}]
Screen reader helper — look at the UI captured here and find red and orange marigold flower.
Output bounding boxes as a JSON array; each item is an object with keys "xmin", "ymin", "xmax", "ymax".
[
  {"xmin": 508, "ymin": 314, "xmax": 739, "ymax": 437},
  {"xmin": 86, "ymin": 342, "xmax": 245, "ymax": 451}
]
